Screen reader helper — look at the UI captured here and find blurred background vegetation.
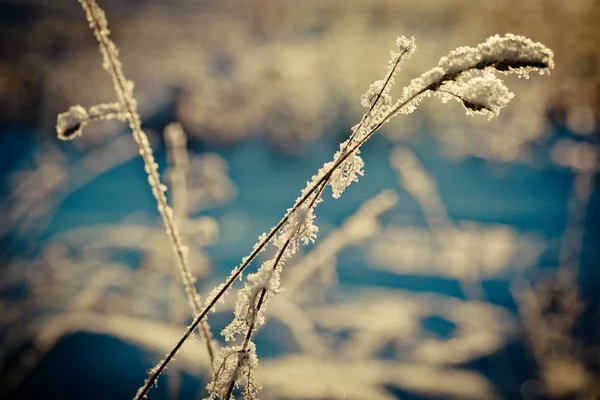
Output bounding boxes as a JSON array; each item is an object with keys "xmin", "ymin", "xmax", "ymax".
[{"xmin": 0, "ymin": 0, "xmax": 599, "ymax": 399}]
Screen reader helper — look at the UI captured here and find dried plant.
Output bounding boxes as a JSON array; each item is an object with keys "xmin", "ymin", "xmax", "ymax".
[
  {"xmin": 51, "ymin": 0, "xmax": 557, "ymax": 399},
  {"xmin": 55, "ymin": 0, "xmax": 216, "ymax": 367}
]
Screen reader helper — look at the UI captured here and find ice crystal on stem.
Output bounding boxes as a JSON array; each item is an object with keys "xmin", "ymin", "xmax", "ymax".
[
  {"xmin": 56, "ymin": 105, "xmax": 88, "ymax": 140},
  {"xmin": 331, "ymin": 36, "xmax": 415, "ymax": 199},
  {"xmin": 390, "ymin": 34, "xmax": 553, "ymax": 122},
  {"xmin": 360, "ymin": 37, "xmax": 416, "ymax": 114},
  {"xmin": 439, "ymin": 33, "xmax": 554, "ymax": 78},
  {"xmin": 437, "ymin": 72, "xmax": 515, "ymax": 119},
  {"xmin": 207, "ymin": 204, "xmax": 318, "ymax": 399},
  {"xmin": 207, "ymin": 343, "xmax": 261, "ymax": 400}
]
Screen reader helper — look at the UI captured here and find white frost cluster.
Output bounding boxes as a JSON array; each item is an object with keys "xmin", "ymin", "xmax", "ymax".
[
  {"xmin": 332, "ymin": 36, "xmax": 416, "ymax": 199},
  {"xmin": 361, "ymin": 37, "xmax": 416, "ymax": 111},
  {"xmin": 389, "ymin": 33, "xmax": 553, "ymax": 122},
  {"xmin": 438, "ymin": 72, "xmax": 515, "ymax": 119},
  {"xmin": 208, "ymin": 204, "xmax": 318, "ymax": 399},
  {"xmin": 439, "ymin": 33, "xmax": 555, "ymax": 78},
  {"xmin": 394, "ymin": 67, "xmax": 445, "ymax": 116},
  {"xmin": 357, "ymin": 36, "xmax": 416, "ymax": 132},
  {"xmin": 330, "ymin": 142, "xmax": 365, "ymax": 199},
  {"xmin": 56, "ymin": 105, "xmax": 88, "ymax": 140},
  {"xmin": 360, "ymin": 79, "xmax": 392, "ymax": 109},
  {"xmin": 88, "ymin": 102, "xmax": 127, "ymax": 122},
  {"xmin": 206, "ymin": 343, "xmax": 261, "ymax": 400},
  {"xmin": 275, "ymin": 204, "xmax": 319, "ymax": 253},
  {"xmin": 56, "ymin": 102, "xmax": 127, "ymax": 140}
]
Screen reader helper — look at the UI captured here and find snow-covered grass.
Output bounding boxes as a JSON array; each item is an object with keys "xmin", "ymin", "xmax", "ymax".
[{"xmin": 54, "ymin": 1, "xmax": 556, "ymax": 399}]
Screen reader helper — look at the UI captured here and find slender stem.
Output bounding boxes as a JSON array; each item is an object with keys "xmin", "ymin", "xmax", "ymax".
[
  {"xmin": 222, "ymin": 287, "xmax": 268, "ymax": 400},
  {"xmin": 436, "ymin": 88, "xmax": 467, "ymax": 102},
  {"xmin": 79, "ymin": 0, "xmax": 215, "ymax": 365},
  {"xmin": 346, "ymin": 47, "xmax": 408, "ymax": 146},
  {"xmin": 217, "ymin": 67, "xmax": 404, "ymax": 392},
  {"xmin": 221, "ymin": 234, "xmax": 292, "ymax": 399},
  {"xmin": 134, "ymin": 68, "xmax": 435, "ymax": 399}
]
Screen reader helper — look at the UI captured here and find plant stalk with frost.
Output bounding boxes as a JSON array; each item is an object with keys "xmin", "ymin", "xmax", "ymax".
[
  {"xmin": 134, "ymin": 32, "xmax": 552, "ymax": 399},
  {"xmin": 164, "ymin": 122, "xmax": 216, "ymax": 362},
  {"xmin": 56, "ymin": 102, "xmax": 126, "ymax": 140},
  {"xmin": 207, "ymin": 203, "xmax": 318, "ymax": 400},
  {"xmin": 55, "ymin": 0, "xmax": 215, "ymax": 367}
]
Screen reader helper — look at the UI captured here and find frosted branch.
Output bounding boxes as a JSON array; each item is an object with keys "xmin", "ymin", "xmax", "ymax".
[
  {"xmin": 133, "ymin": 33, "xmax": 553, "ymax": 399},
  {"xmin": 56, "ymin": 0, "xmax": 216, "ymax": 392},
  {"xmin": 56, "ymin": 102, "xmax": 126, "ymax": 140}
]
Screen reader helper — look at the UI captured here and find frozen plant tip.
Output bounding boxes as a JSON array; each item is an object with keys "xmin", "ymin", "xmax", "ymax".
[
  {"xmin": 56, "ymin": 102, "xmax": 126, "ymax": 140},
  {"xmin": 125, "ymin": 33, "xmax": 552, "ymax": 399},
  {"xmin": 438, "ymin": 33, "xmax": 554, "ymax": 78}
]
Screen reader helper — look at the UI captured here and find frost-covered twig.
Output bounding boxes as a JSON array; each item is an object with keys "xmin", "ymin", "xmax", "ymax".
[
  {"xmin": 203, "ymin": 41, "xmax": 415, "ymax": 400},
  {"xmin": 135, "ymin": 34, "xmax": 553, "ymax": 399},
  {"xmin": 207, "ymin": 206, "xmax": 318, "ymax": 400},
  {"xmin": 164, "ymin": 122, "xmax": 216, "ymax": 363},
  {"xmin": 210, "ymin": 190, "xmax": 399, "ymax": 396},
  {"xmin": 164, "ymin": 122, "xmax": 216, "ymax": 400},
  {"xmin": 56, "ymin": 102, "xmax": 126, "ymax": 140},
  {"xmin": 56, "ymin": 0, "xmax": 215, "ymax": 367}
]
